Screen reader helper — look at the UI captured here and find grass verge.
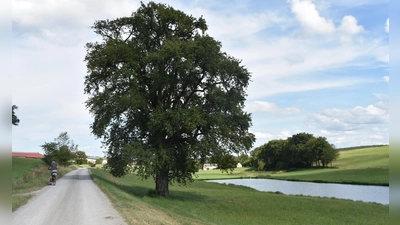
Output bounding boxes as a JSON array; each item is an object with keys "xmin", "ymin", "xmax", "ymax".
[{"xmin": 90, "ymin": 168, "xmax": 388, "ymax": 225}]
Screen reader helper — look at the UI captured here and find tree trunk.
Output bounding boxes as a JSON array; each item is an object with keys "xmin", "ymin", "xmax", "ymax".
[{"xmin": 155, "ymin": 168, "xmax": 169, "ymax": 197}]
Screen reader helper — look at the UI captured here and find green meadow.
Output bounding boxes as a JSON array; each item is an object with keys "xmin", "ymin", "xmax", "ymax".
[
  {"xmin": 90, "ymin": 168, "xmax": 388, "ymax": 225},
  {"xmin": 267, "ymin": 145, "xmax": 388, "ymax": 185},
  {"xmin": 88, "ymin": 146, "xmax": 388, "ymax": 224}
]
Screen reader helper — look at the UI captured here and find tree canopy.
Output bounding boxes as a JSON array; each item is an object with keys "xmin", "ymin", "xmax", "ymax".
[
  {"xmin": 254, "ymin": 133, "xmax": 339, "ymax": 170},
  {"xmin": 41, "ymin": 132, "xmax": 78, "ymax": 166},
  {"xmin": 12, "ymin": 105, "xmax": 20, "ymax": 126},
  {"xmin": 84, "ymin": 1, "xmax": 255, "ymax": 196},
  {"xmin": 75, "ymin": 151, "xmax": 88, "ymax": 165}
]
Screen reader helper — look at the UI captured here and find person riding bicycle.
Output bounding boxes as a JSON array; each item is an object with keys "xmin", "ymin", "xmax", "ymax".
[{"xmin": 49, "ymin": 160, "xmax": 58, "ymax": 183}]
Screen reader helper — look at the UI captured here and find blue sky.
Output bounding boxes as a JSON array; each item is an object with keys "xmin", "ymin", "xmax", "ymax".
[{"xmin": 12, "ymin": 0, "xmax": 389, "ymax": 157}]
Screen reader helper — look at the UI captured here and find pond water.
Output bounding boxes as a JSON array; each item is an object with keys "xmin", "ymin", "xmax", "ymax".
[{"xmin": 206, "ymin": 179, "xmax": 389, "ymax": 205}]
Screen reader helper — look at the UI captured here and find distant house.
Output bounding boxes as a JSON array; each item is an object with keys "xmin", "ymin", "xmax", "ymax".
[
  {"xmin": 87, "ymin": 156, "xmax": 107, "ymax": 164},
  {"xmin": 12, "ymin": 152, "xmax": 44, "ymax": 159},
  {"xmin": 86, "ymin": 158, "xmax": 97, "ymax": 164},
  {"xmin": 203, "ymin": 163, "xmax": 218, "ymax": 170}
]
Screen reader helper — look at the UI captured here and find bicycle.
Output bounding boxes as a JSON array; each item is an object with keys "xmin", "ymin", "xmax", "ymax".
[{"xmin": 50, "ymin": 171, "xmax": 57, "ymax": 185}]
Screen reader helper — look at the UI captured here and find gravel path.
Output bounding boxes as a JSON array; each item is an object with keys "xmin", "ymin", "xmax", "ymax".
[{"xmin": 13, "ymin": 168, "xmax": 127, "ymax": 225}]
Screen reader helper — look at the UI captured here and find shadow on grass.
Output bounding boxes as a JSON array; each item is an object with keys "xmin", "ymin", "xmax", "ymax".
[{"xmin": 90, "ymin": 170, "xmax": 210, "ymax": 202}]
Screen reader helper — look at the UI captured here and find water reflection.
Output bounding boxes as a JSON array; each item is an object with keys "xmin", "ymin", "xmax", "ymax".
[{"xmin": 206, "ymin": 179, "xmax": 388, "ymax": 205}]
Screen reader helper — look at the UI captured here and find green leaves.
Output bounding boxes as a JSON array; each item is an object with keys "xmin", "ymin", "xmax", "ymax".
[
  {"xmin": 41, "ymin": 132, "xmax": 78, "ymax": 166},
  {"xmin": 12, "ymin": 105, "xmax": 20, "ymax": 126},
  {"xmin": 75, "ymin": 151, "xmax": 87, "ymax": 165},
  {"xmin": 256, "ymin": 133, "xmax": 338, "ymax": 170},
  {"xmin": 84, "ymin": 2, "xmax": 254, "ymax": 195}
]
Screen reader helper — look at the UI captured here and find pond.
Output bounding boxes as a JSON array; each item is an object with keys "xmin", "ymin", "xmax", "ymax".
[{"xmin": 206, "ymin": 179, "xmax": 389, "ymax": 205}]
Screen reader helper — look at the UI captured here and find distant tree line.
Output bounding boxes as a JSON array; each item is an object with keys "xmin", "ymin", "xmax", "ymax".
[{"xmin": 249, "ymin": 132, "xmax": 339, "ymax": 171}]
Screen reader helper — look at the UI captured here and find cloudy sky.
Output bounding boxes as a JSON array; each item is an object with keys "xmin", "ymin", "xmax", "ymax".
[{"xmin": 12, "ymin": 0, "xmax": 389, "ymax": 157}]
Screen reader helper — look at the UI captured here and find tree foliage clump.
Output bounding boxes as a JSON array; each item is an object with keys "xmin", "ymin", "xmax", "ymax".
[
  {"xmin": 41, "ymin": 132, "xmax": 78, "ymax": 166},
  {"xmin": 75, "ymin": 151, "xmax": 88, "ymax": 165},
  {"xmin": 84, "ymin": 1, "xmax": 255, "ymax": 196},
  {"xmin": 12, "ymin": 105, "xmax": 20, "ymax": 126},
  {"xmin": 255, "ymin": 132, "xmax": 338, "ymax": 170},
  {"xmin": 95, "ymin": 157, "xmax": 104, "ymax": 164}
]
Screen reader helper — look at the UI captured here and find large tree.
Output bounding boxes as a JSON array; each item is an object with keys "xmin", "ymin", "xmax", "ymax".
[
  {"xmin": 84, "ymin": 2, "xmax": 255, "ymax": 196},
  {"xmin": 12, "ymin": 105, "xmax": 20, "ymax": 126}
]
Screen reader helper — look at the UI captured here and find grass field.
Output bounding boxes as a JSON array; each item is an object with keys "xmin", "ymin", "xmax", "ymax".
[
  {"xmin": 195, "ymin": 146, "xmax": 389, "ymax": 186},
  {"xmin": 12, "ymin": 157, "xmax": 50, "ymax": 193},
  {"xmin": 90, "ymin": 168, "xmax": 388, "ymax": 225},
  {"xmin": 268, "ymin": 146, "xmax": 388, "ymax": 185},
  {"xmin": 12, "ymin": 157, "xmax": 77, "ymax": 211},
  {"xmin": 88, "ymin": 146, "xmax": 389, "ymax": 224}
]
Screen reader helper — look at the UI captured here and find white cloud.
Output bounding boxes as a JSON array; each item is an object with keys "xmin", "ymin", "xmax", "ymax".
[
  {"xmin": 374, "ymin": 93, "xmax": 388, "ymax": 100},
  {"xmin": 383, "ymin": 76, "xmax": 389, "ymax": 82},
  {"xmin": 369, "ymin": 134, "xmax": 384, "ymax": 139},
  {"xmin": 290, "ymin": 1, "xmax": 366, "ymax": 44},
  {"xmin": 13, "ymin": 0, "xmax": 138, "ymax": 27},
  {"xmin": 310, "ymin": 103, "xmax": 389, "ymax": 131},
  {"xmin": 252, "ymin": 131, "xmax": 274, "ymax": 139},
  {"xmin": 13, "ymin": 0, "xmax": 140, "ymax": 47},
  {"xmin": 337, "ymin": 15, "xmax": 364, "ymax": 42},
  {"xmin": 290, "ymin": 0, "xmax": 335, "ymax": 34},
  {"xmin": 251, "ymin": 130, "xmax": 292, "ymax": 147},
  {"xmin": 338, "ymin": 15, "xmax": 364, "ymax": 35},
  {"xmin": 375, "ymin": 101, "xmax": 388, "ymax": 110},
  {"xmin": 245, "ymin": 101, "xmax": 301, "ymax": 115},
  {"xmin": 385, "ymin": 18, "xmax": 389, "ymax": 33},
  {"xmin": 317, "ymin": 125, "xmax": 388, "ymax": 148},
  {"xmin": 247, "ymin": 78, "xmax": 365, "ymax": 100}
]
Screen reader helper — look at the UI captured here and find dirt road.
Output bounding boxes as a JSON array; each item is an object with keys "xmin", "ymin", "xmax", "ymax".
[{"xmin": 13, "ymin": 168, "xmax": 127, "ymax": 225}]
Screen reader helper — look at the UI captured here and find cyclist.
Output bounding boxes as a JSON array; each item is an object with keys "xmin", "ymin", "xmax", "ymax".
[{"xmin": 49, "ymin": 160, "xmax": 58, "ymax": 183}]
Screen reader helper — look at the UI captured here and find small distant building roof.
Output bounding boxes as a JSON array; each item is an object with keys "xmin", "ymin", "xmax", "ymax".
[{"xmin": 12, "ymin": 152, "xmax": 44, "ymax": 159}]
